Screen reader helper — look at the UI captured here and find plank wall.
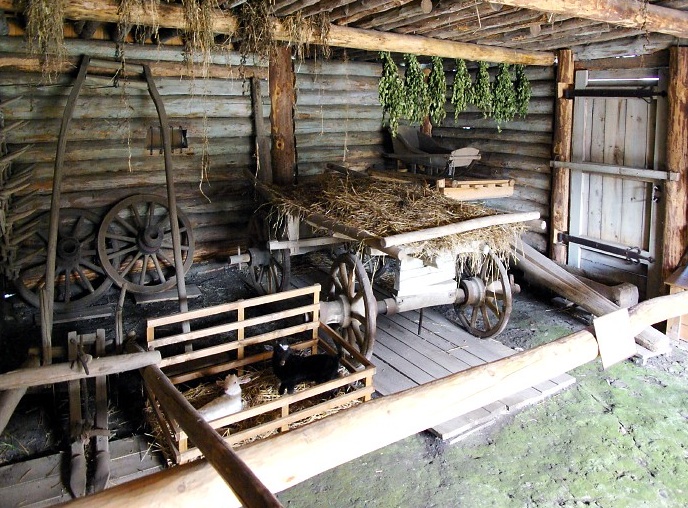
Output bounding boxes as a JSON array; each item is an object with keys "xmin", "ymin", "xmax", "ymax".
[
  {"xmin": 0, "ymin": 37, "xmax": 266, "ymax": 262},
  {"xmin": 434, "ymin": 65, "xmax": 556, "ymax": 253}
]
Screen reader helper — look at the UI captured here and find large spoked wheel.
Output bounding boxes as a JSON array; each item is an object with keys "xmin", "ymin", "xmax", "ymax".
[
  {"xmin": 455, "ymin": 250, "xmax": 513, "ymax": 339},
  {"xmin": 326, "ymin": 252, "xmax": 377, "ymax": 360},
  {"xmin": 97, "ymin": 194, "xmax": 194, "ymax": 294},
  {"xmin": 246, "ymin": 212, "xmax": 290, "ymax": 294},
  {"xmin": 14, "ymin": 209, "xmax": 114, "ymax": 312}
]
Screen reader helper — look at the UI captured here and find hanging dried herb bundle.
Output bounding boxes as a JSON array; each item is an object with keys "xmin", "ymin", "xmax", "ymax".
[
  {"xmin": 491, "ymin": 63, "xmax": 517, "ymax": 129},
  {"xmin": 470, "ymin": 61, "xmax": 493, "ymax": 118},
  {"xmin": 427, "ymin": 56, "xmax": 447, "ymax": 126},
  {"xmin": 282, "ymin": 11, "xmax": 331, "ymax": 62},
  {"xmin": 24, "ymin": 0, "xmax": 67, "ymax": 82},
  {"xmin": 237, "ymin": 0, "xmax": 276, "ymax": 63},
  {"xmin": 183, "ymin": 0, "xmax": 220, "ymax": 77},
  {"xmin": 403, "ymin": 53, "xmax": 430, "ymax": 126},
  {"xmin": 450, "ymin": 58, "xmax": 472, "ymax": 120},
  {"xmin": 514, "ymin": 64, "xmax": 532, "ymax": 118},
  {"xmin": 378, "ymin": 51, "xmax": 405, "ymax": 137}
]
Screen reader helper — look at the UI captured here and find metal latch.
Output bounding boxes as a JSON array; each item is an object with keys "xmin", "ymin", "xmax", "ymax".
[{"xmin": 557, "ymin": 233, "xmax": 655, "ymax": 265}]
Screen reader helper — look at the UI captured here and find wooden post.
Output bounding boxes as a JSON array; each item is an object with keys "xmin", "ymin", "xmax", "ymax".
[
  {"xmin": 251, "ymin": 77, "xmax": 272, "ymax": 183},
  {"xmin": 662, "ymin": 47, "xmax": 688, "ymax": 286},
  {"xmin": 550, "ymin": 49, "xmax": 574, "ymax": 264},
  {"xmin": 66, "ymin": 290, "xmax": 688, "ymax": 508},
  {"xmin": 269, "ymin": 45, "xmax": 297, "ymax": 186}
]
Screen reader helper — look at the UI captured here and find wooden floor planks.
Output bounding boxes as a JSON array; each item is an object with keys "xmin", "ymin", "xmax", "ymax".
[
  {"xmin": 291, "ymin": 268, "xmax": 576, "ymax": 442},
  {"xmin": 0, "ymin": 435, "xmax": 165, "ymax": 507}
]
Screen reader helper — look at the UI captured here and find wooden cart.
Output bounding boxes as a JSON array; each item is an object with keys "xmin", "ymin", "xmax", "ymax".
[{"xmin": 230, "ymin": 172, "xmax": 540, "ymax": 360}]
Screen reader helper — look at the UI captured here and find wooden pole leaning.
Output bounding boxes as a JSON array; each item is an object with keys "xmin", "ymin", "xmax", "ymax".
[
  {"xmin": 67, "ymin": 291, "xmax": 688, "ymax": 508},
  {"xmin": 142, "ymin": 65, "xmax": 190, "ymax": 332},
  {"xmin": 125, "ymin": 342, "xmax": 283, "ymax": 508},
  {"xmin": 42, "ymin": 55, "xmax": 91, "ymax": 366}
]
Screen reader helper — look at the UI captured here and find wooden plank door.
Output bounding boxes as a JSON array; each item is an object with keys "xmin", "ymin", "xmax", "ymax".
[{"xmin": 569, "ymin": 69, "xmax": 668, "ymax": 298}]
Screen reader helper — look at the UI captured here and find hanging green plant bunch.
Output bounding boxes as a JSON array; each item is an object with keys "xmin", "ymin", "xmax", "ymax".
[
  {"xmin": 470, "ymin": 61, "xmax": 493, "ymax": 118},
  {"xmin": 378, "ymin": 51, "xmax": 406, "ymax": 137},
  {"xmin": 403, "ymin": 53, "xmax": 430, "ymax": 126},
  {"xmin": 451, "ymin": 58, "xmax": 472, "ymax": 120},
  {"xmin": 492, "ymin": 63, "xmax": 517, "ymax": 129},
  {"xmin": 514, "ymin": 64, "xmax": 532, "ymax": 118},
  {"xmin": 428, "ymin": 56, "xmax": 447, "ymax": 126}
]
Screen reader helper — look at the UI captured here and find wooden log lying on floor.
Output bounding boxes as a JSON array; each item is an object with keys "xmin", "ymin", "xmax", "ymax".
[
  {"xmin": 0, "ymin": 354, "xmax": 40, "ymax": 435},
  {"xmin": 66, "ymin": 290, "xmax": 688, "ymax": 508},
  {"xmin": 512, "ymin": 241, "xmax": 670, "ymax": 353},
  {"xmin": 0, "ymin": 350, "xmax": 161, "ymax": 391},
  {"xmin": 127, "ymin": 344, "xmax": 281, "ymax": 508}
]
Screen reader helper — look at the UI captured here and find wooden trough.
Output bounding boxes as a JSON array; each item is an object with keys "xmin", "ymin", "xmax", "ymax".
[{"xmin": 142, "ymin": 284, "xmax": 375, "ymax": 465}]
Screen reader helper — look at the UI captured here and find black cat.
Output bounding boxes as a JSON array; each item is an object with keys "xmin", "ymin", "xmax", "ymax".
[{"xmin": 271, "ymin": 342, "xmax": 341, "ymax": 395}]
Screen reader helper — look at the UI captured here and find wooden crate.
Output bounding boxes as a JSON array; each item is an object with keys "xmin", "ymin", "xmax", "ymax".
[{"xmin": 143, "ymin": 284, "xmax": 376, "ymax": 464}]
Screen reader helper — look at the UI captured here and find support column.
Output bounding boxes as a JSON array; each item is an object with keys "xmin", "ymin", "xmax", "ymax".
[
  {"xmin": 550, "ymin": 49, "xmax": 575, "ymax": 263},
  {"xmin": 269, "ymin": 45, "xmax": 296, "ymax": 186},
  {"xmin": 662, "ymin": 46, "xmax": 688, "ymax": 285}
]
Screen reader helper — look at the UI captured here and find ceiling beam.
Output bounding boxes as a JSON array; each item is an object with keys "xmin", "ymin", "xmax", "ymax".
[
  {"xmin": 490, "ymin": 0, "xmax": 688, "ymax": 39},
  {"xmin": 0, "ymin": 0, "xmax": 555, "ymax": 65}
]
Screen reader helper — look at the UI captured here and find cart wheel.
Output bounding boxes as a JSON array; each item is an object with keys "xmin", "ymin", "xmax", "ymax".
[
  {"xmin": 326, "ymin": 252, "xmax": 377, "ymax": 360},
  {"xmin": 360, "ymin": 248, "xmax": 393, "ymax": 284},
  {"xmin": 455, "ymin": 251, "xmax": 512, "ymax": 338},
  {"xmin": 97, "ymin": 194, "xmax": 194, "ymax": 294},
  {"xmin": 14, "ymin": 209, "xmax": 114, "ymax": 312},
  {"xmin": 246, "ymin": 212, "xmax": 291, "ymax": 294}
]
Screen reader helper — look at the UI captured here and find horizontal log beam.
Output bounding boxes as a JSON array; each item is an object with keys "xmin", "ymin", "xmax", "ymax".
[
  {"xmin": 0, "ymin": 350, "xmax": 161, "ymax": 391},
  {"xmin": 0, "ymin": 0, "xmax": 555, "ymax": 65},
  {"xmin": 490, "ymin": 0, "xmax": 688, "ymax": 39},
  {"xmin": 380, "ymin": 211, "xmax": 541, "ymax": 248},
  {"xmin": 66, "ymin": 290, "xmax": 688, "ymax": 507}
]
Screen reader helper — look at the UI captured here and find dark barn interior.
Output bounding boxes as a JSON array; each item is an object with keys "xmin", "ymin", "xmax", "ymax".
[{"xmin": 0, "ymin": 1, "xmax": 687, "ymax": 506}]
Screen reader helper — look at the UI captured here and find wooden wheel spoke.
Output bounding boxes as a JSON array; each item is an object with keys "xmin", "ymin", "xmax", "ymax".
[
  {"xmin": 62, "ymin": 270, "xmax": 72, "ymax": 302},
  {"xmin": 105, "ymin": 232, "xmax": 136, "ymax": 243},
  {"xmin": 469, "ymin": 305, "xmax": 479, "ymax": 328},
  {"xmin": 481, "ymin": 305, "xmax": 493, "ymax": 329},
  {"xmin": 71, "ymin": 215, "xmax": 86, "ymax": 237},
  {"xmin": 114, "ymin": 215, "xmax": 139, "ymax": 236},
  {"xmin": 108, "ymin": 244, "xmax": 139, "ymax": 260},
  {"xmin": 160, "ymin": 242, "xmax": 190, "ymax": 251},
  {"xmin": 120, "ymin": 252, "xmax": 143, "ymax": 278},
  {"xmin": 156, "ymin": 249, "xmax": 174, "ymax": 266},
  {"xmin": 484, "ymin": 298, "xmax": 502, "ymax": 317},
  {"xmin": 146, "ymin": 202, "xmax": 157, "ymax": 229},
  {"xmin": 74, "ymin": 266, "xmax": 95, "ymax": 293},
  {"xmin": 139, "ymin": 254, "xmax": 150, "ymax": 285}
]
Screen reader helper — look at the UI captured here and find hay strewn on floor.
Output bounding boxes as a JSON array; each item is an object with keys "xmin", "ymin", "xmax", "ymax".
[
  {"xmin": 144, "ymin": 364, "xmax": 362, "ymax": 464},
  {"xmin": 260, "ymin": 174, "xmax": 525, "ymax": 261}
]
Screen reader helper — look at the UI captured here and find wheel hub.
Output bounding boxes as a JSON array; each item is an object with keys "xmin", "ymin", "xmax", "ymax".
[
  {"xmin": 460, "ymin": 276, "xmax": 485, "ymax": 306},
  {"xmin": 138, "ymin": 226, "xmax": 164, "ymax": 254},
  {"xmin": 56, "ymin": 237, "xmax": 82, "ymax": 268}
]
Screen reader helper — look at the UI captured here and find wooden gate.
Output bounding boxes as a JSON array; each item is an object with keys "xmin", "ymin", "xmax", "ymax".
[{"xmin": 567, "ymin": 69, "xmax": 671, "ymax": 298}]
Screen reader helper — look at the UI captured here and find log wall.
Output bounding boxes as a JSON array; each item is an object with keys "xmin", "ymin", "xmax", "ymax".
[
  {"xmin": 434, "ymin": 65, "xmax": 556, "ymax": 253},
  {"xmin": 294, "ymin": 59, "xmax": 386, "ymax": 176},
  {"xmin": 1, "ymin": 36, "xmax": 553, "ymax": 270},
  {"xmin": 0, "ymin": 37, "xmax": 267, "ymax": 262}
]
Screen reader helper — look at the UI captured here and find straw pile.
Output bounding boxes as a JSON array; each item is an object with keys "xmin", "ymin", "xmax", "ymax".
[
  {"xmin": 144, "ymin": 364, "xmax": 362, "ymax": 464},
  {"xmin": 261, "ymin": 173, "xmax": 525, "ymax": 263}
]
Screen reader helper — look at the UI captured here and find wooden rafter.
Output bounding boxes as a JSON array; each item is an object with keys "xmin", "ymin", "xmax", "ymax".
[
  {"xmin": 0, "ymin": 0, "xmax": 555, "ymax": 65},
  {"xmin": 490, "ymin": 0, "xmax": 688, "ymax": 39}
]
